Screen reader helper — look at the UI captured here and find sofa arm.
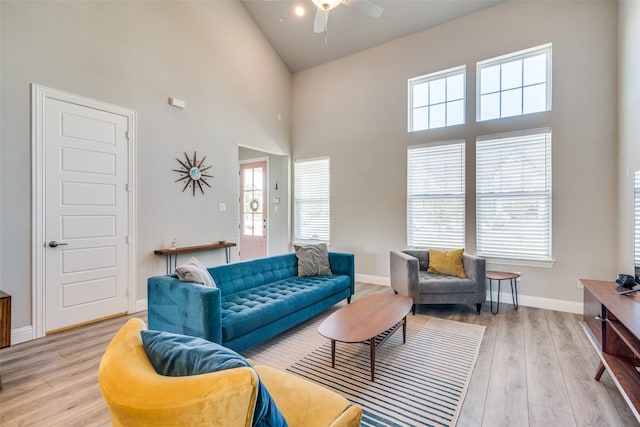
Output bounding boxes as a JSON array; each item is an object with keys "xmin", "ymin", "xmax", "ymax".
[
  {"xmin": 462, "ymin": 253, "xmax": 487, "ymax": 301},
  {"xmin": 390, "ymin": 250, "xmax": 420, "ymax": 300},
  {"xmin": 147, "ymin": 275, "xmax": 223, "ymax": 344},
  {"xmin": 328, "ymin": 252, "xmax": 355, "ymax": 296}
]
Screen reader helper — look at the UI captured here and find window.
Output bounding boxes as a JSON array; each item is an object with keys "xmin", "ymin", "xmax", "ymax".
[
  {"xmin": 635, "ymin": 171, "xmax": 640, "ymax": 269},
  {"xmin": 477, "ymin": 44, "xmax": 551, "ymax": 121},
  {"xmin": 476, "ymin": 130, "xmax": 552, "ymax": 260},
  {"xmin": 408, "ymin": 66, "xmax": 465, "ymax": 132},
  {"xmin": 294, "ymin": 158, "xmax": 330, "ymax": 243},
  {"xmin": 407, "ymin": 141, "xmax": 465, "ymax": 248}
]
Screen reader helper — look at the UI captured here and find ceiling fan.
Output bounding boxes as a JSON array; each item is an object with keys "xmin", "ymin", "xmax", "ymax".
[{"xmin": 311, "ymin": 0, "xmax": 383, "ymax": 33}]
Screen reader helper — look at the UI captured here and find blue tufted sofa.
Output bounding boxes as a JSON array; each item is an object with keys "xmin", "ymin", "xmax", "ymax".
[{"xmin": 147, "ymin": 252, "xmax": 355, "ymax": 352}]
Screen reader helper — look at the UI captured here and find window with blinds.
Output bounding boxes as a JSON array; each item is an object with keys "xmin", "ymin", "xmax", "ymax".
[
  {"xmin": 635, "ymin": 171, "xmax": 640, "ymax": 268},
  {"xmin": 476, "ymin": 130, "xmax": 552, "ymax": 260},
  {"xmin": 407, "ymin": 141, "xmax": 465, "ymax": 248},
  {"xmin": 294, "ymin": 158, "xmax": 330, "ymax": 243}
]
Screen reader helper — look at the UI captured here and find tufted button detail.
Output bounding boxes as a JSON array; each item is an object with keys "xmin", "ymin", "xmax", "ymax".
[{"xmin": 219, "ymin": 275, "xmax": 350, "ymax": 341}]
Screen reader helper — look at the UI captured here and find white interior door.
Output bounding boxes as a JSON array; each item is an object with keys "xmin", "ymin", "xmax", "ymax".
[
  {"xmin": 43, "ymin": 97, "xmax": 130, "ymax": 333},
  {"xmin": 240, "ymin": 161, "xmax": 267, "ymax": 260}
]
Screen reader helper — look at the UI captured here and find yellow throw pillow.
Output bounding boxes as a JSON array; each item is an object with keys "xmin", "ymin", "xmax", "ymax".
[{"xmin": 427, "ymin": 248, "xmax": 466, "ymax": 278}]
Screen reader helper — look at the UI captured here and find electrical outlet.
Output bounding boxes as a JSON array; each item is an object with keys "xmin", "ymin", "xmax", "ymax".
[{"xmin": 218, "ymin": 203, "xmax": 226, "ymax": 212}]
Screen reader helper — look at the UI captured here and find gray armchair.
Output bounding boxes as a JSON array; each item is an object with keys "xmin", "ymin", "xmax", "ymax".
[{"xmin": 390, "ymin": 249, "xmax": 486, "ymax": 314}]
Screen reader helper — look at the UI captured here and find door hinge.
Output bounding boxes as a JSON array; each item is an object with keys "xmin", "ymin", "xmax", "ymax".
[
  {"xmin": 125, "ymin": 235, "xmax": 129, "ymax": 244},
  {"xmin": 125, "ymin": 130, "xmax": 130, "ymax": 140},
  {"xmin": 125, "ymin": 183, "xmax": 129, "ymax": 192}
]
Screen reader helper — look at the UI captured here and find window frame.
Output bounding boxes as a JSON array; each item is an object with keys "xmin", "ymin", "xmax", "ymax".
[
  {"xmin": 476, "ymin": 129, "xmax": 553, "ymax": 264},
  {"xmin": 293, "ymin": 157, "xmax": 330, "ymax": 244},
  {"xmin": 408, "ymin": 65, "xmax": 466, "ymax": 132},
  {"xmin": 477, "ymin": 44, "xmax": 552, "ymax": 122},
  {"xmin": 407, "ymin": 140, "xmax": 466, "ymax": 249}
]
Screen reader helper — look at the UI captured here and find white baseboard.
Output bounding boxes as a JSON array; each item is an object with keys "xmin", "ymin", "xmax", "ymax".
[
  {"xmin": 356, "ymin": 274, "xmax": 583, "ymax": 314},
  {"xmin": 356, "ymin": 274, "xmax": 390, "ymax": 286},
  {"xmin": 11, "ymin": 325, "xmax": 34, "ymax": 346},
  {"xmin": 135, "ymin": 298, "xmax": 148, "ymax": 313},
  {"xmin": 486, "ymin": 290, "xmax": 583, "ymax": 314}
]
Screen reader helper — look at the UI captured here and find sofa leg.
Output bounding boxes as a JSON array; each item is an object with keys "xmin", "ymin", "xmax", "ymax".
[
  {"xmin": 411, "ymin": 304, "xmax": 416, "ymax": 315},
  {"xmin": 476, "ymin": 303, "xmax": 482, "ymax": 315},
  {"xmin": 347, "ymin": 296, "xmax": 351, "ymax": 304}
]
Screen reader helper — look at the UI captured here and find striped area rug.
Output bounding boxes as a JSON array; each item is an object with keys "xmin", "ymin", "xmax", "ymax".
[{"xmin": 286, "ymin": 317, "xmax": 485, "ymax": 427}]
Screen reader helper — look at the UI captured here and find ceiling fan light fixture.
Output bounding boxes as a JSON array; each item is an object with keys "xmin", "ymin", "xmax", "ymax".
[{"xmin": 311, "ymin": 0, "xmax": 342, "ymax": 11}]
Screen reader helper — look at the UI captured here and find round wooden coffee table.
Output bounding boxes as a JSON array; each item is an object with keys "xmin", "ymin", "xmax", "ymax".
[{"xmin": 318, "ymin": 293, "xmax": 413, "ymax": 381}]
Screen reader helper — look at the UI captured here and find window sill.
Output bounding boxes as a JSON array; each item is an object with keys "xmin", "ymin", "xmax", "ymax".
[{"xmin": 481, "ymin": 255, "xmax": 556, "ymax": 269}]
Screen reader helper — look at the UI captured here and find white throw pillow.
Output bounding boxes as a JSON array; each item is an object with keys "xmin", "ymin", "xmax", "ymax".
[{"xmin": 175, "ymin": 257, "xmax": 216, "ymax": 287}]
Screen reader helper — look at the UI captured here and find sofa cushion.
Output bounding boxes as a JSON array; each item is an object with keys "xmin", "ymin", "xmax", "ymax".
[
  {"xmin": 294, "ymin": 243, "xmax": 332, "ymax": 276},
  {"xmin": 210, "ymin": 254, "xmax": 298, "ymax": 295},
  {"xmin": 418, "ymin": 271, "xmax": 477, "ymax": 294},
  {"xmin": 140, "ymin": 329, "xmax": 287, "ymax": 427},
  {"xmin": 221, "ymin": 275, "xmax": 350, "ymax": 341}
]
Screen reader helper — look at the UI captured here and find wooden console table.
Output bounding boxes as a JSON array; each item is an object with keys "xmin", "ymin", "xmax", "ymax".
[
  {"xmin": 154, "ymin": 242, "xmax": 236, "ymax": 274},
  {"xmin": 580, "ymin": 278, "xmax": 640, "ymax": 422}
]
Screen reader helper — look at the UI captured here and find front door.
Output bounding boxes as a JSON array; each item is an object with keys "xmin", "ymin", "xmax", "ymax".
[
  {"xmin": 239, "ymin": 161, "xmax": 267, "ymax": 260},
  {"xmin": 42, "ymin": 94, "xmax": 131, "ymax": 333}
]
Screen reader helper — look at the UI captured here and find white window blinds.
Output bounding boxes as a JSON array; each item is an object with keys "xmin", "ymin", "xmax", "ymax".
[
  {"xmin": 635, "ymin": 171, "xmax": 640, "ymax": 268},
  {"xmin": 294, "ymin": 158, "xmax": 330, "ymax": 243},
  {"xmin": 476, "ymin": 131, "xmax": 552, "ymax": 260},
  {"xmin": 407, "ymin": 142, "xmax": 465, "ymax": 248}
]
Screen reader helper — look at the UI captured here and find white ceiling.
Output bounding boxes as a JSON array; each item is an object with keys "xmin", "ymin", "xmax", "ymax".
[{"xmin": 241, "ymin": 0, "xmax": 504, "ymax": 73}]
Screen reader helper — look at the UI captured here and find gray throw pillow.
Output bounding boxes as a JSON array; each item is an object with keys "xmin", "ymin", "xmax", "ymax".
[
  {"xmin": 294, "ymin": 243, "xmax": 332, "ymax": 276},
  {"xmin": 175, "ymin": 257, "xmax": 216, "ymax": 287}
]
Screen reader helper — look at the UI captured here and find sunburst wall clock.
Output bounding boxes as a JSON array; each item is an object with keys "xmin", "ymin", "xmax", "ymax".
[{"xmin": 173, "ymin": 151, "xmax": 213, "ymax": 196}]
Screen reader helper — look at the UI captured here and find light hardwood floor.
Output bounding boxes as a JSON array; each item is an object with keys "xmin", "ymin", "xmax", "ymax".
[{"xmin": 0, "ymin": 282, "xmax": 637, "ymax": 426}]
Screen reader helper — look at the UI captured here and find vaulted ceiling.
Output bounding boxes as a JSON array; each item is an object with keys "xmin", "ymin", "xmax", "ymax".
[{"xmin": 241, "ymin": 0, "xmax": 504, "ymax": 73}]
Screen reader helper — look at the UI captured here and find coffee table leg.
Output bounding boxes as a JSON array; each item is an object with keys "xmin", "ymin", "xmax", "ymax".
[
  {"xmin": 402, "ymin": 316, "xmax": 407, "ymax": 343},
  {"xmin": 370, "ymin": 337, "xmax": 375, "ymax": 381},
  {"xmin": 331, "ymin": 339, "xmax": 336, "ymax": 368}
]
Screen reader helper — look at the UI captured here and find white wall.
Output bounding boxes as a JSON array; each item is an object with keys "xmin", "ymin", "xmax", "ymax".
[
  {"xmin": 618, "ymin": 0, "xmax": 640, "ymax": 275},
  {"xmin": 292, "ymin": 1, "xmax": 618, "ymax": 308},
  {"xmin": 0, "ymin": 1, "xmax": 291, "ymax": 331}
]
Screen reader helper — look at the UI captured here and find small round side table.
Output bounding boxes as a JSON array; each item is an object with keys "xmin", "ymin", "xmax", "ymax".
[{"xmin": 486, "ymin": 271, "xmax": 520, "ymax": 314}]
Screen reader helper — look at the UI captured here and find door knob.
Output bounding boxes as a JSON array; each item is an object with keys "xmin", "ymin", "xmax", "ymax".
[{"xmin": 48, "ymin": 241, "xmax": 68, "ymax": 248}]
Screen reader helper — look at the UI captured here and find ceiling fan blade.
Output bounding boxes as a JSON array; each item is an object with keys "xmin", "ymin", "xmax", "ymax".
[
  {"xmin": 314, "ymin": 9, "xmax": 329, "ymax": 33},
  {"xmin": 342, "ymin": 0, "xmax": 383, "ymax": 18}
]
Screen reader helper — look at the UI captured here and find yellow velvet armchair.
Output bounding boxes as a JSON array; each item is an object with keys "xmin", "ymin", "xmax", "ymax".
[{"xmin": 98, "ymin": 318, "xmax": 362, "ymax": 427}]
